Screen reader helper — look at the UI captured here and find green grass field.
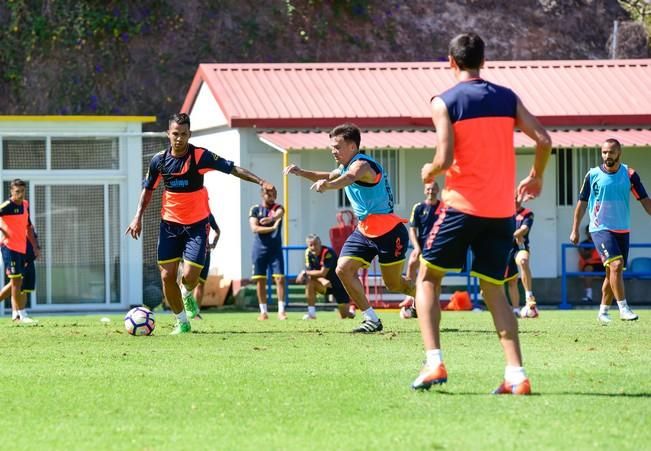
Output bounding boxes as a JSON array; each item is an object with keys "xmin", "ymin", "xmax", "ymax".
[{"xmin": 1, "ymin": 309, "xmax": 649, "ymax": 450}]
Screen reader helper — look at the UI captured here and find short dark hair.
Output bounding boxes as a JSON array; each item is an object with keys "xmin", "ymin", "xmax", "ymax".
[
  {"xmin": 604, "ymin": 138, "xmax": 621, "ymax": 151},
  {"xmin": 10, "ymin": 179, "xmax": 26, "ymax": 189},
  {"xmin": 169, "ymin": 113, "xmax": 190, "ymax": 129},
  {"xmin": 329, "ymin": 123, "xmax": 361, "ymax": 150},
  {"xmin": 449, "ymin": 32, "xmax": 485, "ymax": 71}
]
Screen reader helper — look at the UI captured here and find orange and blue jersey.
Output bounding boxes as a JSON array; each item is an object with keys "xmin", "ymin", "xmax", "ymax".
[
  {"xmin": 0, "ymin": 199, "xmax": 31, "ymax": 253},
  {"xmin": 409, "ymin": 200, "xmax": 442, "ymax": 247},
  {"xmin": 143, "ymin": 144, "xmax": 234, "ymax": 225},
  {"xmin": 436, "ymin": 78, "xmax": 518, "ymax": 218},
  {"xmin": 579, "ymin": 164, "xmax": 648, "ymax": 233},
  {"xmin": 340, "ymin": 153, "xmax": 406, "ymax": 237}
]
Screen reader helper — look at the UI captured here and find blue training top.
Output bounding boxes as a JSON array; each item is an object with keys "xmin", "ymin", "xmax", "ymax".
[
  {"xmin": 340, "ymin": 153, "xmax": 395, "ymax": 221},
  {"xmin": 579, "ymin": 163, "xmax": 648, "ymax": 233}
]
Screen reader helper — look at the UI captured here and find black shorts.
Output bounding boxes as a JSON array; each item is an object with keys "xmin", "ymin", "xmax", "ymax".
[
  {"xmin": 340, "ymin": 224, "xmax": 408, "ymax": 267},
  {"xmin": 421, "ymin": 207, "xmax": 515, "ymax": 284}
]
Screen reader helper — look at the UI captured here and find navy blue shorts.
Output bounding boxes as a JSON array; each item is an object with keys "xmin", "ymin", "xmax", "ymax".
[
  {"xmin": 252, "ymin": 249, "xmax": 285, "ymax": 279},
  {"xmin": 2, "ymin": 246, "xmax": 26, "ymax": 279},
  {"xmin": 421, "ymin": 207, "xmax": 515, "ymax": 283},
  {"xmin": 340, "ymin": 223, "xmax": 408, "ymax": 267},
  {"xmin": 199, "ymin": 252, "xmax": 211, "ymax": 282},
  {"xmin": 591, "ymin": 230, "xmax": 629, "ymax": 267},
  {"xmin": 157, "ymin": 218, "xmax": 210, "ymax": 268},
  {"xmin": 504, "ymin": 245, "xmax": 529, "ymax": 281}
]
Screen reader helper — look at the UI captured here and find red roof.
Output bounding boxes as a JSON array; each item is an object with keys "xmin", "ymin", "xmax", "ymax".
[
  {"xmin": 259, "ymin": 128, "xmax": 651, "ymax": 151},
  {"xmin": 182, "ymin": 60, "xmax": 651, "ymax": 129}
]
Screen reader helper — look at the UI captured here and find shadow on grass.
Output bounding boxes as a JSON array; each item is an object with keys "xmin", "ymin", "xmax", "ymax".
[{"xmin": 414, "ymin": 390, "xmax": 650, "ymax": 397}]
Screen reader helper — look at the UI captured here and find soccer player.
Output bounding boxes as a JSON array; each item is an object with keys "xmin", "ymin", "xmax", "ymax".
[
  {"xmin": 504, "ymin": 198, "xmax": 538, "ymax": 318},
  {"xmin": 283, "ymin": 123, "xmax": 415, "ymax": 333},
  {"xmin": 414, "ymin": 33, "xmax": 552, "ymax": 394},
  {"xmin": 126, "ymin": 113, "xmax": 274, "ymax": 334},
  {"xmin": 0, "ymin": 179, "xmax": 40, "ymax": 324},
  {"xmin": 0, "ymin": 234, "xmax": 40, "ymax": 321},
  {"xmin": 295, "ymin": 234, "xmax": 355, "ymax": 320},
  {"xmin": 192, "ymin": 213, "xmax": 221, "ymax": 319},
  {"xmin": 249, "ymin": 186, "xmax": 287, "ymax": 321},
  {"xmin": 402, "ymin": 181, "xmax": 442, "ymax": 313},
  {"xmin": 570, "ymin": 138, "xmax": 651, "ymax": 324}
]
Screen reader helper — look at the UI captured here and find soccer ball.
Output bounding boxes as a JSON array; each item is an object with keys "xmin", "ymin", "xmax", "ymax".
[
  {"xmin": 519, "ymin": 304, "xmax": 539, "ymax": 319},
  {"xmin": 124, "ymin": 306, "xmax": 155, "ymax": 336}
]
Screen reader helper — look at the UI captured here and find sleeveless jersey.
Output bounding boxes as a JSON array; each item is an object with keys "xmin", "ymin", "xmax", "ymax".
[
  {"xmin": 579, "ymin": 163, "xmax": 648, "ymax": 233},
  {"xmin": 0, "ymin": 199, "xmax": 30, "ymax": 253},
  {"xmin": 436, "ymin": 78, "xmax": 517, "ymax": 218},
  {"xmin": 341, "ymin": 153, "xmax": 405, "ymax": 237}
]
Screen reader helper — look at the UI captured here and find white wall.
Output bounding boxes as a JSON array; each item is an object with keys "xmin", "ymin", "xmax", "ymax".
[{"xmin": 189, "ymin": 83, "xmax": 228, "ymax": 131}]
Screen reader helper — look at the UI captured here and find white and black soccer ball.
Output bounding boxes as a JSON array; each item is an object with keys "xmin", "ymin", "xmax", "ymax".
[{"xmin": 124, "ymin": 306, "xmax": 155, "ymax": 336}]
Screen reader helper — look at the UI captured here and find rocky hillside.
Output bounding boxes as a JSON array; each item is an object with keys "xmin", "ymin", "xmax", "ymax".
[{"xmin": 0, "ymin": 0, "xmax": 647, "ymax": 129}]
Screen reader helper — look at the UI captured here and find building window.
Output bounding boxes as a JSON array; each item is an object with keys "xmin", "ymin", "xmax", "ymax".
[
  {"xmin": 575, "ymin": 147, "xmax": 600, "ymax": 194},
  {"xmin": 2, "ymin": 139, "xmax": 46, "ymax": 170},
  {"xmin": 52, "ymin": 138, "xmax": 119, "ymax": 170},
  {"xmin": 336, "ymin": 149, "xmax": 400, "ymax": 208}
]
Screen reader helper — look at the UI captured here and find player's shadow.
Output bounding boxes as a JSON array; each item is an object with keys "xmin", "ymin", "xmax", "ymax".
[{"xmin": 416, "ymin": 390, "xmax": 650, "ymax": 397}]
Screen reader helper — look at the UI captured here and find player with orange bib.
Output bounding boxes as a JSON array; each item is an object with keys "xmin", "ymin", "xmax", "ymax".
[
  {"xmin": 126, "ymin": 113, "xmax": 274, "ymax": 334},
  {"xmin": 413, "ymin": 33, "xmax": 552, "ymax": 394}
]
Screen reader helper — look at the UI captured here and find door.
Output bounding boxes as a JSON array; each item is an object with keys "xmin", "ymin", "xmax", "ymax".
[{"xmin": 31, "ymin": 183, "xmax": 122, "ymax": 308}]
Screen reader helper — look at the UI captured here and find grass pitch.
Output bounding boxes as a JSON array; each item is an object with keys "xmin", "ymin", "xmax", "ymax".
[{"xmin": 0, "ymin": 309, "xmax": 649, "ymax": 450}]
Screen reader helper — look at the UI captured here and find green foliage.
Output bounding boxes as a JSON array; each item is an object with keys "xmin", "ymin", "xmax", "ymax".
[
  {"xmin": 619, "ymin": 0, "xmax": 651, "ymax": 48},
  {"xmin": 0, "ymin": 310, "xmax": 649, "ymax": 449}
]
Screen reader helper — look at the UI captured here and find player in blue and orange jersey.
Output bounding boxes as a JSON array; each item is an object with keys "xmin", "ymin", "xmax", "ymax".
[
  {"xmin": 295, "ymin": 234, "xmax": 355, "ymax": 320},
  {"xmin": 504, "ymin": 197, "xmax": 538, "ymax": 318},
  {"xmin": 400, "ymin": 181, "xmax": 442, "ymax": 318},
  {"xmin": 192, "ymin": 213, "xmax": 221, "ymax": 319},
  {"xmin": 570, "ymin": 138, "xmax": 651, "ymax": 324},
  {"xmin": 249, "ymin": 186, "xmax": 287, "ymax": 320},
  {"xmin": 0, "ymin": 179, "xmax": 40, "ymax": 324},
  {"xmin": 284, "ymin": 123, "xmax": 415, "ymax": 333},
  {"xmin": 414, "ymin": 33, "xmax": 552, "ymax": 394},
  {"xmin": 126, "ymin": 113, "xmax": 274, "ymax": 335}
]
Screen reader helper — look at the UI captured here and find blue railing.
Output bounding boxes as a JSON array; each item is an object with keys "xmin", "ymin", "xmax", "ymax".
[
  {"xmin": 560, "ymin": 242, "xmax": 651, "ymax": 309},
  {"xmin": 267, "ymin": 245, "xmax": 480, "ymax": 307}
]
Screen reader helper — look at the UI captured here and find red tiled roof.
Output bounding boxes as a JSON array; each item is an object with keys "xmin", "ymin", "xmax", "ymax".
[
  {"xmin": 259, "ymin": 128, "xmax": 651, "ymax": 151},
  {"xmin": 182, "ymin": 60, "xmax": 651, "ymax": 129}
]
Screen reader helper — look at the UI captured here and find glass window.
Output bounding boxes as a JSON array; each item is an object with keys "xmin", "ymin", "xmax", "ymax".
[{"xmin": 51, "ymin": 138, "xmax": 119, "ymax": 170}]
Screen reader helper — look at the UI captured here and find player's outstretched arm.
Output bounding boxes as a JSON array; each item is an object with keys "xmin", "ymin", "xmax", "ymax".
[
  {"xmin": 231, "ymin": 166, "xmax": 274, "ymax": 191},
  {"xmin": 515, "ymin": 97, "xmax": 552, "ymax": 201},
  {"xmin": 283, "ymin": 164, "xmax": 335, "ymax": 182},
  {"xmin": 310, "ymin": 161, "xmax": 370, "ymax": 192},
  {"xmin": 125, "ymin": 189, "xmax": 153, "ymax": 239},
  {"xmin": 641, "ymin": 197, "xmax": 651, "ymax": 216}
]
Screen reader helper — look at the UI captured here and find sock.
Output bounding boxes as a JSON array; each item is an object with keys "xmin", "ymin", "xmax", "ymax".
[
  {"xmin": 426, "ymin": 349, "xmax": 443, "ymax": 367},
  {"xmin": 599, "ymin": 304, "xmax": 609, "ymax": 314},
  {"xmin": 505, "ymin": 365, "xmax": 527, "ymax": 384},
  {"xmin": 176, "ymin": 311, "xmax": 188, "ymax": 324},
  {"xmin": 259, "ymin": 303, "xmax": 268, "ymax": 314},
  {"xmin": 278, "ymin": 301, "xmax": 286, "ymax": 313},
  {"xmin": 12, "ymin": 310, "xmax": 19, "ymax": 320},
  {"xmin": 362, "ymin": 307, "xmax": 379, "ymax": 322},
  {"xmin": 586, "ymin": 287, "xmax": 593, "ymax": 298},
  {"xmin": 525, "ymin": 291, "xmax": 534, "ymax": 300},
  {"xmin": 307, "ymin": 306, "xmax": 316, "ymax": 317},
  {"xmin": 18, "ymin": 309, "xmax": 28, "ymax": 319},
  {"xmin": 616, "ymin": 299, "xmax": 628, "ymax": 310},
  {"xmin": 180, "ymin": 284, "xmax": 190, "ymax": 298}
]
